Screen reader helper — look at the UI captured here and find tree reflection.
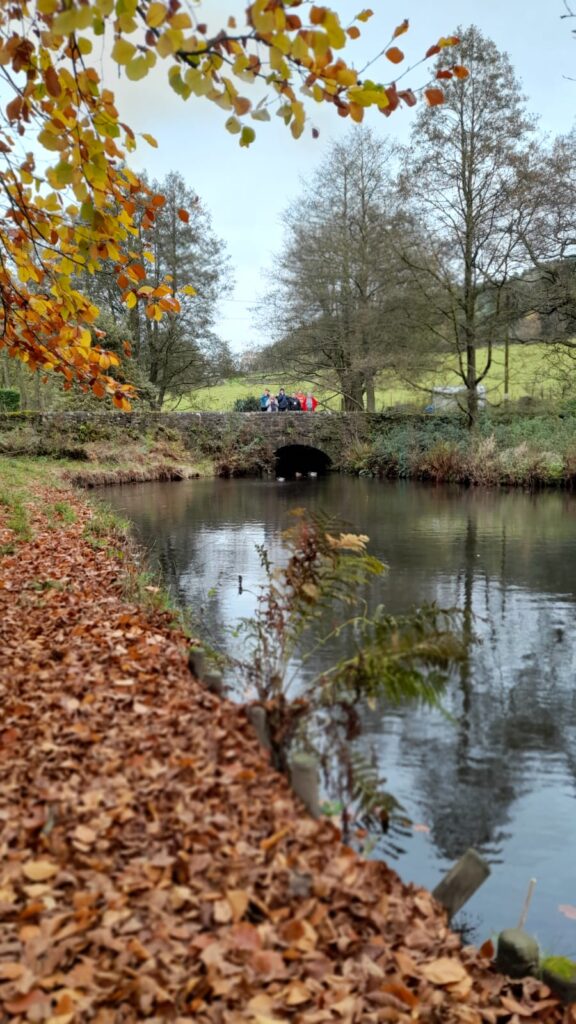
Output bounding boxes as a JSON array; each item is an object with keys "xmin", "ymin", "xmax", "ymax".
[{"xmin": 101, "ymin": 476, "xmax": 576, "ymax": 869}]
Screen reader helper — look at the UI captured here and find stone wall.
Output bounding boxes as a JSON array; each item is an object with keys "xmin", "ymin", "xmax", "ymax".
[{"xmin": 0, "ymin": 410, "xmax": 458, "ymax": 472}]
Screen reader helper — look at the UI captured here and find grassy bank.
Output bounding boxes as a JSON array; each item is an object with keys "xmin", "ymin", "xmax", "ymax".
[
  {"xmin": 340, "ymin": 411, "xmax": 576, "ymax": 488},
  {"xmin": 0, "ymin": 424, "xmax": 212, "ymax": 486}
]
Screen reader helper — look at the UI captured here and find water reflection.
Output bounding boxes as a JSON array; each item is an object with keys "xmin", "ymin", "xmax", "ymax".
[{"xmin": 102, "ymin": 476, "xmax": 576, "ymax": 948}]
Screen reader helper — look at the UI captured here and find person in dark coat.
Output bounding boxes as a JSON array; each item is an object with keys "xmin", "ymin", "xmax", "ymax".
[{"xmin": 277, "ymin": 388, "xmax": 290, "ymax": 411}]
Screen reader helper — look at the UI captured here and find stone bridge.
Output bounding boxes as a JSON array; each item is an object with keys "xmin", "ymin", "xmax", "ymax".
[
  {"xmin": 0, "ymin": 410, "xmax": 383, "ymax": 476},
  {"xmin": 176, "ymin": 411, "xmax": 371, "ymax": 474}
]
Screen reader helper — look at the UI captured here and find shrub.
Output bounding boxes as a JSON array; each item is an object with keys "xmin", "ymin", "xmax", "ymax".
[
  {"xmin": 233, "ymin": 395, "xmax": 260, "ymax": 412},
  {"xmin": 416, "ymin": 441, "xmax": 467, "ymax": 483},
  {"xmin": 0, "ymin": 388, "xmax": 20, "ymax": 412}
]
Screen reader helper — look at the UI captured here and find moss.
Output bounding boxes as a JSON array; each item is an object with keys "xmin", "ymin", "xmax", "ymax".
[{"xmin": 541, "ymin": 956, "xmax": 576, "ymax": 981}]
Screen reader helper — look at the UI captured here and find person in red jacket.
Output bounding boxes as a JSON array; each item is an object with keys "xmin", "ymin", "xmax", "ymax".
[{"xmin": 302, "ymin": 391, "xmax": 318, "ymax": 412}]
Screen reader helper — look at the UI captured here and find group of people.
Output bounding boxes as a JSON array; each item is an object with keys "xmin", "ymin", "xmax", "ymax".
[{"xmin": 260, "ymin": 388, "xmax": 318, "ymax": 412}]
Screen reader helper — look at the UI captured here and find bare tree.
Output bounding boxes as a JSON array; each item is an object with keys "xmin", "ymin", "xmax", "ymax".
[
  {"xmin": 260, "ymin": 129, "xmax": 421, "ymax": 410},
  {"xmin": 398, "ymin": 26, "xmax": 536, "ymax": 424}
]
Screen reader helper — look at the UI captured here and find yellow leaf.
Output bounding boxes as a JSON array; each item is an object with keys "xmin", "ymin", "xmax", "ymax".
[
  {"xmin": 125, "ymin": 291, "xmax": 137, "ymax": 309},
  {"xmin": 126, "ymin": 57, "xmax": 149, "ymax": 80},
  {"xmin": 22, "ymin": 860, "xmax": 58, "ymax": 881},
  {"xmin": 146, "ymin": 1, "xmax": 167, "ymax": 27},
  {"xmin": 180, "ymin": 284, "xmax": 196, "ymax": 296},
  {"xmin": 111, "ymin": 37, "xmax": 137, "ymax": 65},
  {"xmin": 142, "ymin": 133, "xmax": 158, "ymax": 148},
  {"xmin": 240, "ymin": 126, "xmax": 256, "ymax": 148},
  {"xmin": 53, "ymin": 5, "xmax": 92, "ymax": 32},
  {"xmin": 356, "ymin": 8, "xmax": 373, "ymax": 22}
]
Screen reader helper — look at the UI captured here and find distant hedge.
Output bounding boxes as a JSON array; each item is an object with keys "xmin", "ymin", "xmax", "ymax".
[
  {"xmin": 0, "ymin": 388, "xmax": 20, "ymax": 412},
  {"xmin": 233, "ymin": 395, "xmax": 260, "ymax": 412}
]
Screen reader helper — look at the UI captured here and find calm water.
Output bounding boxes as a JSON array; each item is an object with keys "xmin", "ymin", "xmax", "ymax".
[{"xmin": 102, "ymin": 475, "xmax": 576, "ymax": 951}]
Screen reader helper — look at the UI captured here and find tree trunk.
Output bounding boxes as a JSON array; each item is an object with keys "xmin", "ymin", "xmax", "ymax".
[
  {"xmin": 340, "ymin": 371, "xmax": 364, "ymax": 410},
  {"xmin": 365, "ymin": 374, "xmax": 375, "ymax": 412}
]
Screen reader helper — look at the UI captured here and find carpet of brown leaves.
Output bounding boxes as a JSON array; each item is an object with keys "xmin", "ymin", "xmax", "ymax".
[{"xmin": 0, "ymin": 484, "xmax": 574, "ymax": 1023}]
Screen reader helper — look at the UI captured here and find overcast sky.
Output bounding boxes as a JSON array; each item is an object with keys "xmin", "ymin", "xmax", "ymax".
[{"xmin": 107, "ymin": 0, "xmax": 576, "ymax": 353}]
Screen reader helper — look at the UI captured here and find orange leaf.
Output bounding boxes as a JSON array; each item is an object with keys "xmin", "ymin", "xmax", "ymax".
[
  {"xmin": 479, "ymin": 938, "xmax": 494, "ymax": 959},
  {"xmin": 260, "ymin": 827, "xmax": 289, "ymax": 851},
  {"xmin": 178, "ymin": 208, "xmax": 189, "ymax": 223},
  {"xmin": 453, "ymin": 64, "xmax": 469, "ymax": 79},
  {"xmin": 346, "ymin": 25, "xmax": 360, "ymax": 39},
  {"xmin": 381, "ymin": 982, "xmax": 418, "ymax": 1008},
  {"xmin": 436, "ymin": 69, "xmax": 453, "ymax": 80},
  {"xmin": 44, "ymin": 66, "xmax": 61, "ymax": 98},
  {"xmin": 424, "ymin": 87, "xmax": 445, "ymax": 107},
  {"xmin": 385, "ymin": 46, "xmax": 404, "ymax": 64},
  {"xmin": 425, "ymin": 44, "xmax": 441, "ymax": 58},
  {"xmin": 393, "ymin": 18, "xmax": 409, "ymax": 38},
  {"xmin": 310, "ymin": 6, "xmax": 326, "ymax": 25}
]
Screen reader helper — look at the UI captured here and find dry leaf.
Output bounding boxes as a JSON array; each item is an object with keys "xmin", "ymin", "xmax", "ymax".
[
  {"xmin": 22, "ymin": 860, "xmax": 58, "ymax": 881},
  {"xmin": 422, "ymin": 957, "xmax": 468, "ymax": 986}
]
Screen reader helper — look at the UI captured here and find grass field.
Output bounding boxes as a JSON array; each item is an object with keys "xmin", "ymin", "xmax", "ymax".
[{"xmin": 166, "ymin": 343, "xmax": 568, "ymax": 412}]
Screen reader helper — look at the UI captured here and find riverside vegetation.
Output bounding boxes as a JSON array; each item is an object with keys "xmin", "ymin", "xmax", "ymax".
[
  {"xmin": 340, "ymin": 404, "xmax": 576, "ymax": 489},
  {"xmin": 2, "ymin": 402, "xmax": 576, "ymax": 488}
]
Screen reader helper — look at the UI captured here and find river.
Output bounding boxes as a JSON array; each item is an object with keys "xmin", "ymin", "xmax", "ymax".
[{"xmin": 102, "ymin": 475, "xmax": 576, "ymax": 952}]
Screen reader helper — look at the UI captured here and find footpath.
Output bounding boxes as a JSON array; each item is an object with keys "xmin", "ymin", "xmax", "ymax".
[{"xmin": 0, "ymin": 480, "xmax": 572, "ymax": 1023}]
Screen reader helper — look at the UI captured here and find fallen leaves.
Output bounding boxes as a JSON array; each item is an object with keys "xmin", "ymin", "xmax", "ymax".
[
  {"xmin": 21, "ymin": 860, "xmax": 58, "ymax": 881},
  {"xmin": 422, "ymin": 955, "xmax": 469, "ymax": 985},
  {"xmin": 0, "ymin": 481, "xmax": 566, "ymax": 1023}
]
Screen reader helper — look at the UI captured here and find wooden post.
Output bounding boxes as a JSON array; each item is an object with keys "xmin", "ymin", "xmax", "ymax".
[
  {"xmin": 246, "ymin": 705, "xmax": 272, "ymax": 753},
  {"xmin": 432, "ymin": 848, "xmax": 490, "ymax": 920},
  {"xmin": 289, "ymin": 753, "xmax": 321, "ymax": 818}
]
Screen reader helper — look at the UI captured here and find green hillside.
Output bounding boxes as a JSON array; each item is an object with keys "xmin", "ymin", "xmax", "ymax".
[{"xmin": 166, "ymin": 343, "xmax": 567, "ymax": 412}]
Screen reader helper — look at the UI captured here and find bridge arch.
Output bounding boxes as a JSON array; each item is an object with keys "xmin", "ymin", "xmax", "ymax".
[{"xmin": 275, "ymin": 443, "xmax": 332, "ymax": 479}]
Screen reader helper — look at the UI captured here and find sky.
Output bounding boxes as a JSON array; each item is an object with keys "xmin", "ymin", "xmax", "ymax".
[{"xmin": 104, "ymin": 0, "xmax": 576, "ymax": 354}]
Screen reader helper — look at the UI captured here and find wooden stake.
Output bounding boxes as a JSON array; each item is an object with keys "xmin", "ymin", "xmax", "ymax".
[{"xmin": 517, "ymin": 878, "xmax": 537, "ymax": 930}]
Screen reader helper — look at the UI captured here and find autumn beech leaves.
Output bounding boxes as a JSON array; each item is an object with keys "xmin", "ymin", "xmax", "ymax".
[{"xmin": 0, "ymin": 0, "xmax": 467, "ymax": 405}]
